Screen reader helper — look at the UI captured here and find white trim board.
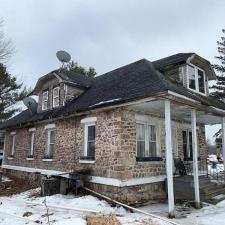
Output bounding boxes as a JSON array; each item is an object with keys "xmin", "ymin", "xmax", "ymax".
[
  {"xmin": 2, "ymin": 164, "xmax": 166, "ymax": 187},
  {"xmin": 90, "ymin": 175, "xmax": 166, "ymax": 187}
]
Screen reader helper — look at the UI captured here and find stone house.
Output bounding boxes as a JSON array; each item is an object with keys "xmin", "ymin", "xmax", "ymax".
[{"xmin": 1, "ymin": 53, "xmax": 225, "ymax": 217}]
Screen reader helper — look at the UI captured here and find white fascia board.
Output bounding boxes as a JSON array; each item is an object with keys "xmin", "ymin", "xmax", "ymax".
[
  {"xmin": 44, "ymin": 124, "xmax": 56, "ymax": 129},
  {"xmin": 2, "ymin": 164, "xmax": 166, "ymax": 187},
  {"xmin": 167, "ymin": 91, "xmax": 197, "ymax": 103},
  {"xmin": 81, "ymin": 117, "xmax": 97, "ymax": 124}
]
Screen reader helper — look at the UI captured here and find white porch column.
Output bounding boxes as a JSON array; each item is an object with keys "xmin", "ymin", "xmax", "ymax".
[
  {"xmin": 191, "ymin": 109, "xmax": 200, "ymax": 209},
  {"xmin": 164, "ymin": 100, "xmax": 175, "ymax": 218},
  {"xmin": 222, "ymin": 117, "xmax": 225, "ymax": 182}
]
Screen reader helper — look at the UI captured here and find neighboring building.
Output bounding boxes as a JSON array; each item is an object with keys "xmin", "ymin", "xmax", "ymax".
[
  {"xmin": 0, "ymin": 53, "xmax": 225, "ymax": 206},
  {"xmin": 216, "ymin": 135, "xmax": 222, "ymax": 156}
]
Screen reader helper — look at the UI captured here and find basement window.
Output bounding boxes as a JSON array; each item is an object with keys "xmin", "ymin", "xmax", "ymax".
[
  {"xmin": 53, "ymin": 86, "xmax": 60, "ymax": 108},
  {"xmin": 42, "ymin": 90, "xmax": 48, "ymax": 110}
]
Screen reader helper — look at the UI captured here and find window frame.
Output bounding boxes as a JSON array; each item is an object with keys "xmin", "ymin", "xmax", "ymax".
[
  {"xmin": 52, "ymin": 86, "xmax": 60, "ymax": 108},
  {"xmin": 9, "ymin": 132, "xmax": 16, "ymax": 157},
  {"xmin": 135, "ymin": 118, "xmax": 161, "ymax": 162},
  {"xmin": 84, "ymin": 123, "xmax": 96, "ymax": 160},
  {"xmin": 43, "ymin": 125, "xmax": 56, "ymax": 160},
  {"xmin": 42, "ymin": 90, "xmax": 49, "ymax": 111},
  {"xmin": 187, "ymin": 64, "xmax": 207, "ymax": 96},
  {"xmin": 80, "ymin": 117, "xmax": 97, "ymax": 162},
  {"xmin": 27, "ymin": 128, "xmax": 35, "ymax": 158}
]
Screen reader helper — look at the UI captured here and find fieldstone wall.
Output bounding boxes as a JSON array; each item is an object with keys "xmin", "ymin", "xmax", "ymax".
[{"xmin": 2, "ymin": 107, "xmax": 207, "ymax": 203}]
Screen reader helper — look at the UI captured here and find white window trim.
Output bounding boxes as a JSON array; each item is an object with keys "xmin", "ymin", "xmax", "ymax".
[
  {"xmin": 42, "ymin": 158, "xmax": 53, "ymax": 162},
  {"xmin": 136, "ymin": 118, "xmax": 160, "ymax": 158},
  {"xmin": 63, "ymin": 84, "xmax": 67, "ymax": 106},
  {"xmin": 45, "ymin": 124, "xmax": 56, "ymax": 130},
  {"xmin": 187, "ymin": 64, "xmax": 207, "ymax": 96},
  {"xmin": 79, "ymin": 160, "xmax": 95, "ymax": 164},
  {"xmin": 81, "ymin": 117, "xmax": 97, "ymax": 124},
  {"xmin": 53, "ymin": 86, "xmax": 60, "ymax": 108},
  {"xmin": 172, "ymin": 127, "xmax": 178, "ymax": 158},
  {"xmin": 45, "ymin": 129, "xmax": 55, "ymax": 158},
  {"xmin": 28, "ymin": 129, "xmax": 35, "ymax": 157},
  {"xmin": 42, "ymin": 90, "xmax": 49, "ymax": 111},
  {"xmin": 84, "ymin": 122, "xmax": 96, "ymax": 157},
  {"xmin": 10, "ymin": 133, "xmax": 16, "ymax": 157}
]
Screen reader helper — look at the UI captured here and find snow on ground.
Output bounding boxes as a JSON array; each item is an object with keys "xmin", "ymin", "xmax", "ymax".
[
  {"xmin": 0, "ymin": 189, "xmax": 169, "ymax": 225},
  {"xmin": 139, "ymin": 200, "xmax": 225, "ymax": 225},
  {"xmin": 2, "ymin": 188, "xmax": 225, "ymax": 225}
]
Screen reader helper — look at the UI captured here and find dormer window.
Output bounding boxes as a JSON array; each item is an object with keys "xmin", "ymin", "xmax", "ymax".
[
  {"xmin": 53, "ymin": 87, "xmax": 60, "ymax": 108},
  {"xmin": 187, "ymin": 64, "xmax": 206, "ymax": 94},
  {"xmin": 42, "ymin": 90, "xmax": 48, "ymax": 110}
]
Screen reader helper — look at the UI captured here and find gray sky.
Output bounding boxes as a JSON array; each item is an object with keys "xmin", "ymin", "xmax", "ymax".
[{"xmin": 1, "ymin": 0, "xmax": 225, "ymax": 143}]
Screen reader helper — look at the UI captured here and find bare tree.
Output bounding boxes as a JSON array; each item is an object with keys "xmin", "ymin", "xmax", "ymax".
[{"xmin": 0, "ymin": 19, "xmax": 15, "ymax": 63}]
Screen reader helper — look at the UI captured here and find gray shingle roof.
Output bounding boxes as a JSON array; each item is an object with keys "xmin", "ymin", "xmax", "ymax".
[{"xmin": 0, "ymin": 53, "xmax": 224, "ymax": 129}]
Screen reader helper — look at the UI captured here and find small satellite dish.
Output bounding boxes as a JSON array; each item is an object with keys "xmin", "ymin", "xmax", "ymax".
[
  {"xmin": 23, "ymin": 97, "xmax": 38, "ymax": 115},
  {"xmin": 56, "ymin": 50, "xmax": 71, "ymax": 63}
]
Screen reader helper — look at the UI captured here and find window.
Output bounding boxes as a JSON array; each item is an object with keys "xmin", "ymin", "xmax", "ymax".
[
  {"xmin": 9, "ymin": 132, "xmax": 16, "ymax": 157},
  {"xmin": 172, "ymin": 127, "xmax": 178, "ymax": 158},
  {"xmin": 28, "ymin": 129, "xmax": 35, "ymax": 158},
  {"xmin": 136, "ymin": 123, "xmax": 145, "ymax": 157},
  {"xmin": 53, "ymin": 87, "xmax": 60, "ymax": 108},
  {"xmin": 188, "ymin": 65, "xmax": 206, "ymax": 94},
  {"xmin": 80, "ymin": 117, "xmax": 96, "ymax": 161},
  {"xmin": 182, "ymin": 130, "xmax": 193, "ymax": 160},
  {"xmin": 136, "ymin": 122, "xmax": 161, "ymax": 161},
  {"xmin": 83, "ymin": 124, "xmax": 96, "ymax": 160},
  {"xmin": 42, "ymin": 90, "xmax": 48, "ymax": 110},
  {"xmin": 0, "ymin": 132, "xmax": 4, "ymax": 157},
  {"xmin": 44, "ymin": 129, "xmax": 55, "ymax": 159}
]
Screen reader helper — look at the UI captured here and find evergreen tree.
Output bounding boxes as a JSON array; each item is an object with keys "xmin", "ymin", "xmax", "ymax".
[
  {"xmin": 67, "ymin": 60, "xmax": 97, "ymax": 78},
  {"xmin": 211, "ymin": 29, "xmax": 225, "ymax": 100},
  {"xmin": 0, "ymin": 63, "xmax": 29, "ymax": 122}
]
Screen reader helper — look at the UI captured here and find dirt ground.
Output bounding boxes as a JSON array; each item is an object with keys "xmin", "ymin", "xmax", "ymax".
[{"xmin": 86, "ymin": 215, "xmax": 121, "ymax": 225}]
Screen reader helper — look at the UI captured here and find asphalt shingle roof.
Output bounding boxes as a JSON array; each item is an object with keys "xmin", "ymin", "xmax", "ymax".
[{"xmin": 0, "ymin": 53, "xmax": 224, "ymax": 129}]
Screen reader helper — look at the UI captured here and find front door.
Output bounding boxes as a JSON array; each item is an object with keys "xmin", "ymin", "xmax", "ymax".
[{"xmin": 182, "ymin": 130, "xmax": 193, "ymax": 160}]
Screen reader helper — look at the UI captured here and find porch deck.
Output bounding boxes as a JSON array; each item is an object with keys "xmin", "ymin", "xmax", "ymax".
[{"xmin": 173, "ymin": 175, "xmax": 225, "ymax": 204}]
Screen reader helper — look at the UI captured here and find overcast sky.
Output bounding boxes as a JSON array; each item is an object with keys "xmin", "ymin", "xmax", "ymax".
[{"xmin": 1, "ymin": 0, "xmax": 225, "ymax": 143}]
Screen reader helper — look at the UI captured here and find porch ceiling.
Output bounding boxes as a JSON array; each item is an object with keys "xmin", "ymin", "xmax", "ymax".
[{"xmin": 129, "ymin": 100, "xmax": 222, "ymax": 125}]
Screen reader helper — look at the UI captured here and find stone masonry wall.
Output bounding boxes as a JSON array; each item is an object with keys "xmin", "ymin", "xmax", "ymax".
[
  {"xmin": 3, "ymin": 107, "xmax": 207, "ymax": 177},
  {"xmin": 3, "ymin": 107, "xmax": 207, "ymax": 202}
]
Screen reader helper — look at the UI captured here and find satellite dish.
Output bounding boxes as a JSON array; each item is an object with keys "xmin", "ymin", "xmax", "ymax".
[
  {"xmin": 23, "ymin": 97, "xmax": 38, "ymax": 115},
  {"xmin": 56, "ymin": 50, "xmax": 71, "ymax": 63}
]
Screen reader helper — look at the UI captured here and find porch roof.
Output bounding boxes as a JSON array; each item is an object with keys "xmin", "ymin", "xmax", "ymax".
[{"xmin": 129, "ymin": 97, "xmax": 224, "ymax": 125}]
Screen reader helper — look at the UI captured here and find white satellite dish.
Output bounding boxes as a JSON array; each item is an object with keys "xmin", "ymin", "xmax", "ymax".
[{"xmin": 23, "ymin": 97, "xmax": 38, "ymax": 115}]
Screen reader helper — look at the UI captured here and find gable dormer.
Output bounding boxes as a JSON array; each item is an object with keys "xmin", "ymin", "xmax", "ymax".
[
  {"xmin": 33, "ymin": 69, "xmax": 92, "ymax": 112},
  {"xmin": 153, "ymin": 53, "xmax": 216, "ymax": 97}
]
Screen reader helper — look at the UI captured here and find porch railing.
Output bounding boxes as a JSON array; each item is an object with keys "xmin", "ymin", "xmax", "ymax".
[{"xmin": 174, "ymin": 158, "xmax": 225, "ymax": 184}]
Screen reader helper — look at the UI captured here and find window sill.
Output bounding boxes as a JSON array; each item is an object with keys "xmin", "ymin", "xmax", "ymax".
[
  {"xmin": 79, "ymin": 160, "xmax": 95, "ymax": 164},
  {"xmin": 26, "ymin": 157, "xmax": 34, "ymax": 161},
  {"xmin": 8, "ymin": 157, "xmax": 14, "ymax": 160},
  {"xmin": 42, "ymin": 158, "xmax": 53, "ymax": 162},
  {"xmin": 136, "ymin": 157, "xmax": 163, "ymax": 162}
]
